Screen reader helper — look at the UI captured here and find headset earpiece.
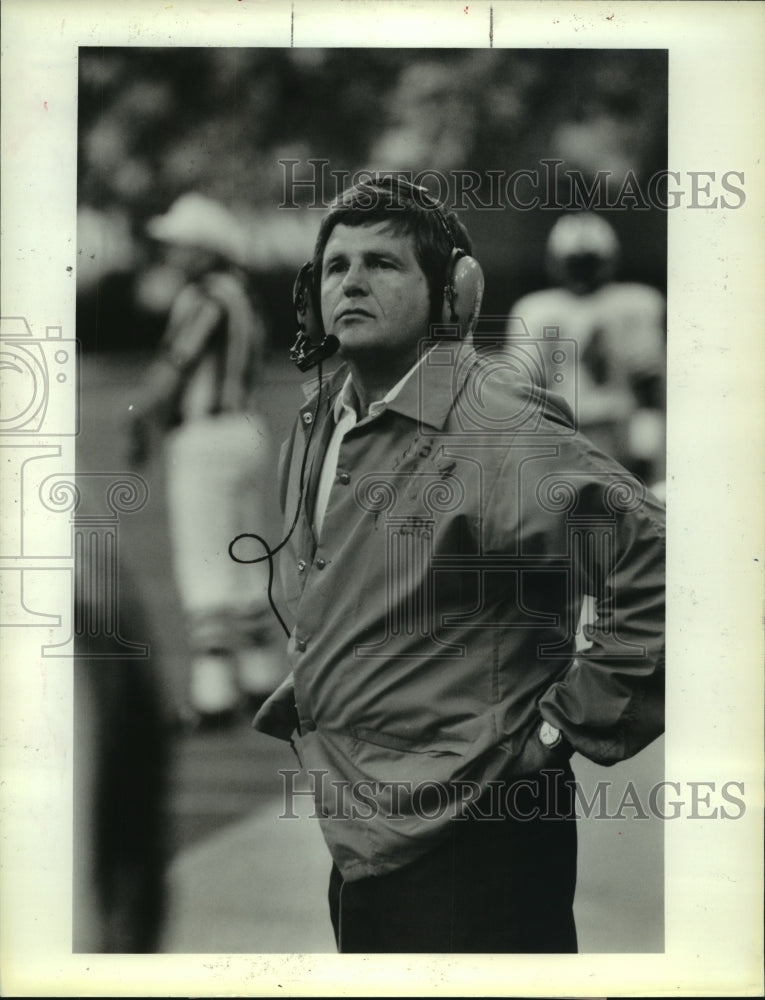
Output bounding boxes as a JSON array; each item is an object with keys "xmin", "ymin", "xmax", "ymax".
[
  {"xmin": 441, "ymin": 248, "xmax": 485, "ymax": 338},
  {"xmin": 293, "ymin": 261, "xmax": 323, "ymax": 343},
  {"xmin": 290, "ymin": 261, "xmax": 339, "ymax": 371}
]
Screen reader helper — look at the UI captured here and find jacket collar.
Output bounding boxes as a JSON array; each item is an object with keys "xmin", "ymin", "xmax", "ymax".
[
  {"xmin": 297, "ymin": 365, "xmax": 348, "ymax": 438},
  {"xmin": 298, "ymin": 341, "xmax": 480, "ymax": 435},
  {"xmin": 386, "ymin": 341, "xmax": 479, "ymax": 430}
]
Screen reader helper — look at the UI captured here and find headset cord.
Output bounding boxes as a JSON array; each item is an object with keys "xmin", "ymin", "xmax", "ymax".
[{"xmin": 228, "ymin": 361, "xmax": 325, "ymax": 639}]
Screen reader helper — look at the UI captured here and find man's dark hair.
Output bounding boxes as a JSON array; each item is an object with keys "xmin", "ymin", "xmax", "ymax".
[{"xmin": 312, "ymin": 177, "xmax": 474, "ymax": 322}]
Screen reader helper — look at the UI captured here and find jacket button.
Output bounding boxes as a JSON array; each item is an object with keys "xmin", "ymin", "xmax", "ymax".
[
  {"xmin": 296, "ymin": 638, "xmax": 307, "ymax": 652},
  {"xmin": 336, "ymin": 470, "xmax": 351, "ymax": 485},
  {"xmin": 302, "ymin": 411, "xmax": 313, "ymax": 425},
  {"xmin": 316, "ymin": 558, "xmax": 326, "ymax": 570},
  {"xmin": 297, "ymin": 559, "xmax": 306, "ymax": 572}
]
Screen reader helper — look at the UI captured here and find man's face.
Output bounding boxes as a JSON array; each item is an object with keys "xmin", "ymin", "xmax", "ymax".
[{"xmin": 320, "ymin": 221, "xmax": 431, "ymax": 364}]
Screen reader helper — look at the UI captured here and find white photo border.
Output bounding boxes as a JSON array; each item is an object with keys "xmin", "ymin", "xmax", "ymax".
[{"xmin": 1, "ymin": 0, "xmax": 763, "ymax": 996}]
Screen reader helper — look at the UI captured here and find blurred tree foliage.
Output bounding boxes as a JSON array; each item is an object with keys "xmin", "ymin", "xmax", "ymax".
[{"xmin": 77, "ymin": 47, "xmax": 667, "ymax": 350}]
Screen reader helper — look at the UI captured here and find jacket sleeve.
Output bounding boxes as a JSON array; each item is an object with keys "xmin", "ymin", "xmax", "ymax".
[{"xmin": 536, "ymin": 445, "xmax": 666, "ymax": 765}]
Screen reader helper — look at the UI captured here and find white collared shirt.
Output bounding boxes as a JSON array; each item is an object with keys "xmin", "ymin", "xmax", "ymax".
[{"xmin": 313, "ymin": 353, "xmax": 430, "ymax": 539}]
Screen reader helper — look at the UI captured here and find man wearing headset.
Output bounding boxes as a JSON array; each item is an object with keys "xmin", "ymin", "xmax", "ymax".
[{"xmin": 252, "ymin": 176, "xmax": 665, "ymax": 953}]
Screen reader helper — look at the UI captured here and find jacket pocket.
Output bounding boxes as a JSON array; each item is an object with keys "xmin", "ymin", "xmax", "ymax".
[
  {"xmin": 348, "ymin": 726, "xmax": 470, "ymax": 787},
  {"xmin": 352, "ymin": 726, "xmax": 466, "ymax": 757},
  {"xmin": 348, "ymin": 726, "xmax": 480, "ymax": 788}
]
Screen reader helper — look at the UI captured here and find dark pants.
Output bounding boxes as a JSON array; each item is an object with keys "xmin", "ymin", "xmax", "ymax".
[{"xmin": 328, "ymin": 770, "xmax": 578, "ymax": 953}]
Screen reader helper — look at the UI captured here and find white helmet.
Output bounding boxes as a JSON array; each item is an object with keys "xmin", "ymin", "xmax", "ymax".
[
  {"xmin": 547, "ymin": 211, "xmax": 620, "ymax": 262},
  {"xmin": 546, "ymin": 212, "xmax": 619, "ymax": 291}
]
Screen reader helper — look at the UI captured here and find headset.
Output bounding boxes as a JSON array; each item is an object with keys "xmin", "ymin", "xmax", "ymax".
[
  {"xmin": 232, "ymin": 176, "xmax": 485, "ymax": 641},
  {"xmin": 289, "ymin": 175, "xmax": 485, "ymax": 371}
]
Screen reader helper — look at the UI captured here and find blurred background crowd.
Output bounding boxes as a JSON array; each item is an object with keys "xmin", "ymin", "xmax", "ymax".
[
  {"xmin": 74, "ymin": 46, "xmax": 667, "ymax": 954},
  {"xmin": 77, "ymin": 47, "xmax": 667, "ymax": 349}
]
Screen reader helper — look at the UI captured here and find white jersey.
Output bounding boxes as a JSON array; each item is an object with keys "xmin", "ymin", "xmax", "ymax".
[
  {"xmin": 507, "ymin": 281, "xmax": 666, "ymax": 471},
  {"xmin": 509, "ymin": 281, "xmax": 665, "ymax": 418}
]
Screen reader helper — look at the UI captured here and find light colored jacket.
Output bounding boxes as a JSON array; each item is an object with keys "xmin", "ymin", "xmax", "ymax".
[{"xmin": 254, "ymin": 342, "xmax": 665, "ymax": 881}]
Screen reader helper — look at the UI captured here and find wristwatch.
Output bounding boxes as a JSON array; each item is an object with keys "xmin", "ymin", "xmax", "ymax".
[{"xmin": 538, "ymin": 720, "xmax": 562, "ymax": 748}]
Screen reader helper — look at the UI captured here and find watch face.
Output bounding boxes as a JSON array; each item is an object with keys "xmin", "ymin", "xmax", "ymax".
[{"xmin": 539, "ymin": 721, "xmax": 561, "ymax": 747}]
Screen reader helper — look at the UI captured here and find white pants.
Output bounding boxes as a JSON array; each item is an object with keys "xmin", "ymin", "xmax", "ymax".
[{"xmin": 165, "ymin": 411, "xmax": 273, "ymax": 655}]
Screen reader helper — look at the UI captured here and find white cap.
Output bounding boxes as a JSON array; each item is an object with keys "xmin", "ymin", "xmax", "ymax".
[{"xmin": 146, "ymin": 192, "xmax": 249, "ymax": 265}]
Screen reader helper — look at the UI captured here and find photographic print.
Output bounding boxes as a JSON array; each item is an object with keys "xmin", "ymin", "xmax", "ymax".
[{"xmin": 1, "ymin": 1, "xmax": 762, "ymax": 996}]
